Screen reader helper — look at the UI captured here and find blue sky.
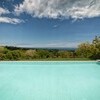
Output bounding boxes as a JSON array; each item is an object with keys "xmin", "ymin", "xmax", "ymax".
[{"xmin": 0, "ymin": 0, "xmax": 100, "ymax": 48}]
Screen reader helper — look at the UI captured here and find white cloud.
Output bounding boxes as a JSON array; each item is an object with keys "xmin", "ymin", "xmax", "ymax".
[
  {"xmin": 0, "ymin": 7, "xmax": 23, "ymax": 24},
  {"xmin": 0, "ymin": 7, "xmax": 10, "ymax": 15},
  {"xmin": 14, "ymin": 0, "xmax": 100, "ymax": 19},
  {"xmin": 0, "ymin": 17, "xmax": 24, "ymax": 24}
]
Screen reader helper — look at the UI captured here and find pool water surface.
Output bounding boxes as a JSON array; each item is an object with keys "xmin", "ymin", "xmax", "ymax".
[{"xmin": 0, "ymin": 61, "xmax": 100, "ymax": 100}]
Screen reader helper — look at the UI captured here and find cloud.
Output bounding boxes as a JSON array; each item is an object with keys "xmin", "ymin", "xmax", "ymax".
[
  {"xmin": 0, "ymin": 7, "xmax": 10, "ymax": 15},
  {"xmin": 0, "ymin": 7, "xmax": 24, "ymax": 24},
  {"xmin": 53, "ymin": 24, "xmax": 59, "ymax": 28},
  {"xmin": 14, "ymin": 0, "xmax": 100, "ymax": 19},
  {"xmin": 0, "ymin": 17, "xmax": 24, "ymax": 24}
]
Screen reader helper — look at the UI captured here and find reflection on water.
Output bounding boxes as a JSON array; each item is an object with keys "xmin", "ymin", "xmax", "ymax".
[{"xmin": 0, "ymin": 62, "xmax": 100, "ymax": 100}]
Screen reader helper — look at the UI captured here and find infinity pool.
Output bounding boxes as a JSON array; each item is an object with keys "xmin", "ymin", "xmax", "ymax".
[{"xmin": 0, "ymin": 61, "xmax": 100, "ymax": 100}]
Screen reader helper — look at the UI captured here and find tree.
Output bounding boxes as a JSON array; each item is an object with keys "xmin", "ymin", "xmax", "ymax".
[
  {"xmin": 91, "ymin": 36, "xmax": 100, "ymax": 59},
  {"xmin": 75, "ymin": 43, "xmax": 92, "ymax": 58},
  {"xmin": 76, "ymin": 36, "xmax": 100, "ymax": 59},
  {"xmin": 25, "ymin": 50, "xmax": 39, "ymax": 59},
  {"xmin": 36, "ymin": 50, "xmax": 50, "ymax": 58},
  {"xmin": 58, "ymin": 51, "xmax": 74, "ymax": 58}
]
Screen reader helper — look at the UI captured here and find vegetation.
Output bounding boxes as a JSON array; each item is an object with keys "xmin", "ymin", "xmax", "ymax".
[
  {"xmin": 0, "ymin": 36, "xmax": 100, "ymax": 61},
  {"xmin": 75, "ymin": 36, "xmax": 100, "ymax": 60}
]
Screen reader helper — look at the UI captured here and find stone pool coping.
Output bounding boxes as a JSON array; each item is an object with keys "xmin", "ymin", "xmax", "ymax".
[{"xmin": 0, "ymin": 61, "xmax": 97, "ymax": 62}]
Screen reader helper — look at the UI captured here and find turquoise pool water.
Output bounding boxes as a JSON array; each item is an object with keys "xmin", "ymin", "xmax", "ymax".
[{"xmin": 0, "ymin": 61, "xmax": 100, "ymax": 100}]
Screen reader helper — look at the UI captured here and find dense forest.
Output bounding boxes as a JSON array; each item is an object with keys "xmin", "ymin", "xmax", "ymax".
[{"xmin": 0, "ymin": 36, "xmax": 100, "ymax": 60}]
